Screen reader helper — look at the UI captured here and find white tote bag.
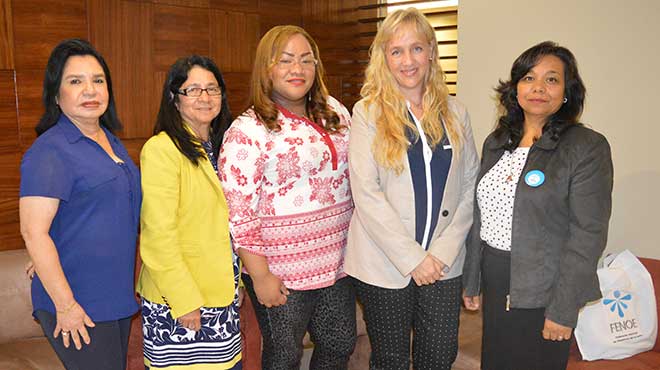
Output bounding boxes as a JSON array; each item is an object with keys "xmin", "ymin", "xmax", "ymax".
[{"xmin": 574, "ymin": 249, "xmax": 657, "ymax": 360}]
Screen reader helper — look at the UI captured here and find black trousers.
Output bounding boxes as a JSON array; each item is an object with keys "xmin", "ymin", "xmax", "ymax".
[
  {"xmin": 353, "ymin": 276, "xmax": 462, "ymax": 370},
  {"xmin": 481, "ymin": 246, "xmax": 572, "ymax": 370},
  {"xmin": 35, "ymin": 309, "xmax": 132, "ymax": 370},
  {"xmin": 243, "ymin": 274, "xmax": 356, "ymax": 370}
]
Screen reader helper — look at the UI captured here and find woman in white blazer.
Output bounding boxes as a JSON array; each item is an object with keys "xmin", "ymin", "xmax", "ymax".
[{"xmin": 344, "ymin": 8, "xmax": 479, "ymax": 370}]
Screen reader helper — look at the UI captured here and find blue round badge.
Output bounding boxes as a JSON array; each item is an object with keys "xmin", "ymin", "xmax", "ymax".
[{"xmin": 524, "ymin": 170, "xmax": 545, "ymax": 187}]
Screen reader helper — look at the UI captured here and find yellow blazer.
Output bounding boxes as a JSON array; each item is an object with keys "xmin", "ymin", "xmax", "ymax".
[{"xmin": 136, "ymin": 131, "xmax": 235, "ymax": 319}]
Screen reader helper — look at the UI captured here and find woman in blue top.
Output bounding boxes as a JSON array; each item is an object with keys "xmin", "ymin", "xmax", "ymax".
[{"xmin": 19, "ymin": 39, "xmax": 141, "ymax": 370}]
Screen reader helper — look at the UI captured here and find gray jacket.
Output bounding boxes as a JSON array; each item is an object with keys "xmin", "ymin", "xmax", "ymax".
[{"xmin": 463, "ymin": 124, "xmax": 613, "ymax": 327}]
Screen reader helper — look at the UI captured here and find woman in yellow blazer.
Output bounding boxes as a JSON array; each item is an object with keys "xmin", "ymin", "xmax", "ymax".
[{"xmin": 137, "ymin": 55, "xmax": 240, "ymax": 370}]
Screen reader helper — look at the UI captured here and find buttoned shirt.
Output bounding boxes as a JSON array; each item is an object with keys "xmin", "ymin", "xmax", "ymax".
[{"xmin": 20, "ymin": 115, "xmax": 141, "ymax": 321}]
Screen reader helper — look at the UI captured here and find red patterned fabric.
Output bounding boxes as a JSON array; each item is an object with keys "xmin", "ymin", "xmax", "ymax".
[{"xmin": 220, "ymin": 97, "xmax": 353, "ymax": 291}]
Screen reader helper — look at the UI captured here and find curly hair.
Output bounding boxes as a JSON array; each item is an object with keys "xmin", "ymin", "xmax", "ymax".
[
  {"xmin": 494, "ymin": 41, "xmax": 586, "ymax": 151},
  {"xmin": 361, "ymin": 8, "xmax": 463, "ymax": 174},
  {"xmin": 248, "ymin": 25, "xmax": 341, "ymax": 133}
]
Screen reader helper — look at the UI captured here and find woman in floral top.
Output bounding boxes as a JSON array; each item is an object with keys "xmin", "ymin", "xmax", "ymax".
[{"xmin": 219, "ymin": 25, "xmax": 355, "ymax": 370}]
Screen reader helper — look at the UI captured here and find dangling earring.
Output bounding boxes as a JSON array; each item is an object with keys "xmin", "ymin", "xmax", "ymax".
[{"xmin": 563, "ymin": 97, "xmax": 568, "ymax": 104}]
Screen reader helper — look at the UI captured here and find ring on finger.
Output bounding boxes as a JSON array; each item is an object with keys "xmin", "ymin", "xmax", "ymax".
[{"xmin": 62, "ymin": 331, "xmax": 69, "ymax": 336}]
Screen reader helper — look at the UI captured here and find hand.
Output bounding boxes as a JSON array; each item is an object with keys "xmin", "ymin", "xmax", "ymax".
[
  {"xmin": 253, "ymin": 272, "xmax": 289, "ymax": 308},
  {"xmin": 410, "ymin": 255, "xmax": 444, "ymax": 286},
  {"xmin": 54, "ymin": 301, "xmax": 95, "ymax": 350},
  {"xmin": 462, "ymin": 293, "xmax": 481, "ymax": 311},
  {"xmin": 542, "ymin": 318, "xmax": 572, "ymax": 341},
  {"xmin": 25, "ymin": 260, "xmax": 35, "ymax": 280},
  {"xmin": 237, "ymin": 287, "xmax": 246, "ymax": 308},
  {"xmin": 178, "ymin": 308, "xmax": 201, "ymax": 332}
]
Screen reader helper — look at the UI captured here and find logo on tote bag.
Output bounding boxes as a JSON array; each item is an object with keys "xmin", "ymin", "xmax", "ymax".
[
  {"xmin": 603, "ymin": 290, "xmax": 632, "ymax": 318},
  {"xmin": 603, "ymin": 290, "xmax": 639, "ymax": 335},
  {"xmin": 574, "ymin": 250, "xmax": 657, "ymax": 360}
]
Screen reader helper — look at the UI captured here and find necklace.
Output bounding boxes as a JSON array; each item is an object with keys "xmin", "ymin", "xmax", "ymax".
[
  {"xmin": 505, "ymin": 150, "xmax": 515, "ymax": 183},
  {"xmin": 506, "ymin": 148, "xmax": 531, "ymax": 183}
]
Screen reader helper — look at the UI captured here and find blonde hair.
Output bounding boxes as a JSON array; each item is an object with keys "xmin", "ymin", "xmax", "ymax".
[
  {"xmin": 361, "ymin": 8, "xmax": 463, "ymax": 173},
  {"xmin": 248, "ymin": 25, "xmax": 341, "ymax": 132}
]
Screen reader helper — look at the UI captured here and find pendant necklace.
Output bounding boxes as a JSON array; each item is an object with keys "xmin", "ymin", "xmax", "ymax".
[{"xmin": 506, "ymin": 150, "xmax": 515, "ymax": 183}]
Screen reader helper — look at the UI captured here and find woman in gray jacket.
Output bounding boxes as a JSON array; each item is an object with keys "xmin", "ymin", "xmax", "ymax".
[{"xmin": 462, "ymin": 41, "xmax": 613, "ymax": 370}]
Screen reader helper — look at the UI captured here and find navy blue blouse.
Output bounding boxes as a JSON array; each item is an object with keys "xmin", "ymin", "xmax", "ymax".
[
  {"xmin": 20, "ymin": 115, "xmax": 141, "ymax": 322},
  {"xmin": 406, "ymin": 117, "xmax": 452, "ymax": 250}
]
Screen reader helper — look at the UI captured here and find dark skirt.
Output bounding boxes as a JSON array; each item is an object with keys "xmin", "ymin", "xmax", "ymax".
[{"xmin": 481, "ymin": 245, "xmax": 572, "ymax": 370}]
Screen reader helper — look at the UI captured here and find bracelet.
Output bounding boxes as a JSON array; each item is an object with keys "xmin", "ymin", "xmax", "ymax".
[{"xmin": 56, "ymin": 301, "xmax": 77, "ymax": 314}]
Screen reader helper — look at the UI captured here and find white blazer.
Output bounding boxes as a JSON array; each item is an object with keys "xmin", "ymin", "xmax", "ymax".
[{"xmin": 344, "ymin": 96, "xmax": 479, "ymax": 289}]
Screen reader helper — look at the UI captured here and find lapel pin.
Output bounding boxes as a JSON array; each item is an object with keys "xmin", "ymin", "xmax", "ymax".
[{"xmin": 524, "ymin": 170, "xmax": 545, "ymax": 187}]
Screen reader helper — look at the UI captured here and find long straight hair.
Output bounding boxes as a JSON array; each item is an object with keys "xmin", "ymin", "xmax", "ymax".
[
  {"xmin": 361, "ymin": 8, "xmax": 462, "ymax": 174},
  {"xmin": 153, "ymin": 55, "xmax": 232, "ymax": 165}
]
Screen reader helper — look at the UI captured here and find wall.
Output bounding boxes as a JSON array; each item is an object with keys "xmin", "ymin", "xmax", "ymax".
[
  {"xmin": 458, "ymin": 0, "xmax": 660, "ymax": 258},
  {"xmin": 0, "ymin": 0, "xmax": 371, "ymax": 251},
  {"xmin": 302, "ymin": 0, "xmax": 376, "ymax": 109}
]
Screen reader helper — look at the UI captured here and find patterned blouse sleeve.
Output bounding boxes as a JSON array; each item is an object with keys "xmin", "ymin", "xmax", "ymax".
[{"xmin": 219, "ymin": 114, "xmax": 268, "ymax": 255}]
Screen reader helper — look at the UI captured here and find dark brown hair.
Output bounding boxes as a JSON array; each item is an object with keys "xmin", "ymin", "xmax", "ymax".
[{"xmin": 494, "ymin": 41, "xmax": 586, "ymax": 150}]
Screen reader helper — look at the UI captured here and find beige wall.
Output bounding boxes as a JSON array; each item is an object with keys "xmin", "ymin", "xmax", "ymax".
[{"xmin": 457, "ymin": 0, "xmax": 660, "ymax": 258}]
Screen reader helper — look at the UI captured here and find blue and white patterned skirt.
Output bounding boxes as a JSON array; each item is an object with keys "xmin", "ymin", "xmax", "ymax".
[{"xmin": 141, "ymin": 255, "xmax": 241, "ymax": 369}]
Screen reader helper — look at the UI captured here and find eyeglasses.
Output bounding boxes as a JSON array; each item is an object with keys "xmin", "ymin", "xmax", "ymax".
[
  {"xmin": 177, "ymin": 86, "xmax": 222, "ymax": 97},
  {"xmin": 275, "ymin": 57, "xmax": 318, "ymax": 70}
]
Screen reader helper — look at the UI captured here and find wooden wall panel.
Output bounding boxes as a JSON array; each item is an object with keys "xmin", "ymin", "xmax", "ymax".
[
  {"xmin": 0, "ymin": 204, "xmax": 21, "ymax": 250},
  {"xmin": 122, "ymin": 138, "xmax": 148, "ymax": 166},
  {"xmin": 224, "ymin": 72, "xmax": 251, "ymax": 115},
  {"xmin": 210, "ymin": 10, "xmax": 259, "ymax": 73},
  {"xmin": 258, "ymin": 0, "xmax": 303, "ymax": 35},
  {"xmin": 324, "ymin": 75, "xmax": 341, "ymax": 101},
  {"xmin": 0, "ymin": 0, "xmax": 372, "ymax": 251},
  {"xmin": 0, "ymin": 70, "xmax": 18, "ymax": 154},
  {"xmin": 153, "ymin": 0, "xmax": 210, "ymax": 7},
  {"xmin": 0, "ymin": 152, "xmax": 20, "ymax": 251},
  {"xmin": 90, "ymin": 0, "xmax": 155, "ymax": 139},
  {"xmin": 153, "ymin": 4, "xmax": 210, "ymax": 71},
  {"xmin": 11, "ymin": 0, "xmax": 87, "ymax": 70},
  {"xmin": 303, "ymin": 0, "xmax": 377, "ymax": 109},
  {"xmin": 0, "ymin": 0, "xmax": 14, "ymax": 69},
  {"xmin": 211, "ymin": 0, "xmax": 257, "ymax": 13},
  {"xmin": 15, "ymin": 69, "xmax": 41, "ymax": 147},
  {"xmin": 0, "ymin": 152, "xmax": 18, "ymax": 199}
]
